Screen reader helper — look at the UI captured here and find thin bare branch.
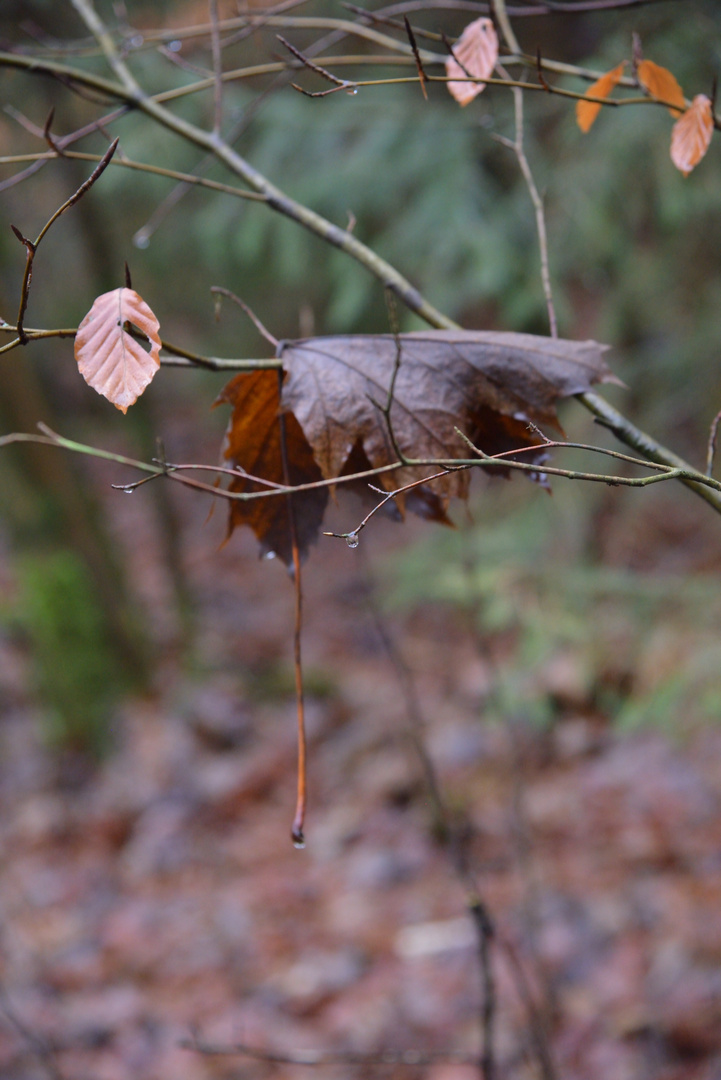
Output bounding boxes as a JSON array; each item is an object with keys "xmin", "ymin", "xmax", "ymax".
[
  {"xmin": 210, "ymin": 287, "xmax": 279, "ymax": 349},
  {"xmin": 706, "ymin": 409, "xmax": 721, "ymax": 477},
  {"xmin": 404, "ymin": 16, "xmax": 428, "ymax": 98},
  {"xmin": 10, "ymin": 138, "xmax": 118, "ymax": 343},
  {"xmin": 209, "ymin": 0, "xmax": 223, "ymax": 135},
  {"xmin": 276, "ymin": 369, "xmax": 308, "ymax": 848}
]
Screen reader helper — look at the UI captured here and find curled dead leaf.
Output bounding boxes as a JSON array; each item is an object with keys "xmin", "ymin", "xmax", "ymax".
[
  {"xmin": 215, "ymin": 370, "xmax": 327, "ymax": 565},
  {"xmin": 219, "ymin": 333, "xmax": 617, "ymax": 562},
  {"xmin": 446, "ymin": 17, "xmax": 499, "ymax": 107},
  {"xmin": 280, "ymin": 331, "xmax": 617, "ymax": 503},
  {"xmin": 576, "ymin": 62, "xmax": 626, "ymax": 133},
  {"xmin": 671, "ymin": 94, "xmax": 713, "ymax": 176},
  {"xmin": 637, "ymin": 59, "xmax": 685, "ymax": 117},
  {"xmin": 74, "ymin": 287, "xmax": 161, "ymax": 413}
]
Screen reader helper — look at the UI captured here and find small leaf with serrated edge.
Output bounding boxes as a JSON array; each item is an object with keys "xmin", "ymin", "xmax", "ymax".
[
  {"xmin": 446, "ymin": 18, "xmax": 498, "ymax": 107},
  {"xmin": 671, "ymin": 94, "xmax": 713, "ymax": 176},
  {"xmin": 576, "ymin": 62, "xmax": 626, "ymax": 133},
  {"xmin": 74, "ymin": 288, "xmax": 161, "ymax": 413},
  {"xmin": 637, "ymin": 59, "xmax": 685, "ymax": 116}
]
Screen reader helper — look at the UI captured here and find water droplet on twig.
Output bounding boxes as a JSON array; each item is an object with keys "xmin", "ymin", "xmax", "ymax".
[{"xmin": 346, "ymin": 533, "xmax": 359, "ymax": 549}]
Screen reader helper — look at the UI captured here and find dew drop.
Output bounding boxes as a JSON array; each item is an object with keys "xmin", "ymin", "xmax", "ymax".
[
  {"xmin": 168, "ymin": 39, "xmax": 182, "ymax": 52},
  {"xmin": 346, "ymin": 86, "xmax": 358, "ymax": 96},
  {"xmin": 293, "ymin": 838, "xmax": 306, "ymax": 850},
  {"xmin": 346, "ymin": 533, "xmax": 359, "ymax": 549},
  {"xmin": 263, "ymin": 550, "xmax": 277, "ymax": 560},
  {"xmin": 122, "ymin": 487, "xmax": 135, "ymax": 495},
  {"xmin": 133, "ymin": 230, "xmax": 150, "ymax": 250}
]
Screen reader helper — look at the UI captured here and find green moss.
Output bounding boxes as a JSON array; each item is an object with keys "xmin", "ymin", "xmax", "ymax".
[{"xmin": 13, "ymin": 550, "xmax": 131, "ymax": 755}]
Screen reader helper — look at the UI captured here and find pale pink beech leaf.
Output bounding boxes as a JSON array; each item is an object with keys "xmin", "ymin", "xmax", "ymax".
[
  {"xmin": 74, "ymin": 288, "xmax": 161, "ymax": 413},
  {"xmin": 670, "ymin": 94, "xmax": 713, "ymax": 176},
  {"xmin": 446, "ymin": 18, "xmax": 499, "ymax": 107}
]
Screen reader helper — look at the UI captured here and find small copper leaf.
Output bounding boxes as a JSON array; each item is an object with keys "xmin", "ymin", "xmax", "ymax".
[
  {"xmin": 637, "ymin": 59, "xmax": 685, "ymax": 116},
  {"xmin": 576, "ymin": 61, "xmax": 626, "ymax": 133}
]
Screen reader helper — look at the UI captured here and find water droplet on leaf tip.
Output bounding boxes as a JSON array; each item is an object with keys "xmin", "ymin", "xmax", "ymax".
[
  {"xmin": 346, "ymin": 533, "xmax": 359, "ymax": 549},
  {"xmin": 133, "ymin": 232, "xmax": 150, "ymax": 250}
]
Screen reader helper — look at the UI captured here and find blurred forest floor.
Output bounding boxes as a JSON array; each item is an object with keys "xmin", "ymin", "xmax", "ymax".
[{"xmin": 2, "ymin": 430, "xmax": 721, "ymax": 1080}]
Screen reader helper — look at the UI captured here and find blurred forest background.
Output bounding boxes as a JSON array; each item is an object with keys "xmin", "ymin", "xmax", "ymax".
[{"xmin": 2, "ymin": 2, "xmax": 721, "ymax": 1078}]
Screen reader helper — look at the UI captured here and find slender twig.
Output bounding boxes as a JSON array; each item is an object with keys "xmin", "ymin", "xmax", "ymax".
[
  {"xmin": 468, "ymin": 900, "xmax": 496, "ymax": 1080},
  {"xmin": 497, "ymin": 81, "xmax": 558, "ymax": 336},
  {"xmin": 10, "ymin": 138, "xmax": 118, "ymax": 344},
  {"xmin": 210, "ymin": 287, "xmax": 279, "ymax": 349},
  {"xmin": 277, "ymin": 34, "xmax": 355, "ymax": 90},
  {"xmin": 322, "ymin": 468, "xmax": 455, "ymax": 541},
  {"xmin": 493, "ymin": 2, "xmax": 557, "ymax": 338},
  {"xmin": 706, "ymin": 410, "xmax": 721, "ymax": 477},
  {"xmin": 492, "ymin": 0, "xmax": 521, "ymax": 55},
  {"xmin": 209, "ymin": 0, "xmax": 223, "ymax": 136},
  {"xmin": 369, "ymin": 289, "xmax": 411, "ymax": 467},
  {"xmin": 5, "ymin": 425, "xmax": 721, "ymax": 509},
  {"xmin": 0, "ymin": 320, "xmax": 281, "ymax": 368},
  {"xmin": 0, "ymin": 50, "xmax": 696, "ymax": 116},
  {"xmin": 404, "ymin": 16, "xmax": 428, "ymax": 99},
  {"xmin": 41, "ymin": 107, "xmax": 64, "ymax": 156},
  {"xmin": 276, "ymin": 369, "xmax": 308, "ymax": 847},
  {"xmin": 0, "ymin": 150, "xmax": 266, "ymax": 202}
]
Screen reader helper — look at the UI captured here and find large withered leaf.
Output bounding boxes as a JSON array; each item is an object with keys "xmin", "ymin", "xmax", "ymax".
[
  {"xmin": 74, "ymin": 287, "xmax": 161, "ymax": 413},
  {"xmin": 216, "ymin": 370, "xmax": 327, "ymax": 565},
  {"xmin": 280, "ymin": 331, "xmax": 616, "ymax": 501}
]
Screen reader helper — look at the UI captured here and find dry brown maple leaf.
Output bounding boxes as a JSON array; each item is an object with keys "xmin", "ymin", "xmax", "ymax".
[
  {"xmin": 74, "ymin": 287, "xmax": 161, "ymax": 413},
  {"xmin": 216, "ymin": 370, "xmax": 327, "ymax": 564},
  {"xmin": 576, "ymin": 62, "xmax": 626, "ymax": 133},
  {"xmin": 280, "ymin": 331, "xmax": 617, "ymax": 503},
  {"xmin": 218, "ymin": 333, "xmax": 616, "ymax": 562},
  {"xmin": 637, "ymin": 59, "xmax": 685, "ymax": 116},
  {"xmin": 671, "ymin": 94, "xmax": 713, "ymax": 176},
  {"xmin": 446, "ymin": 17, "xmax": 499, "ymax": 107}
]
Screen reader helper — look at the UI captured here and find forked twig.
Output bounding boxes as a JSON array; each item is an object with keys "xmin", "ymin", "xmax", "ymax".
[
  {"xmin": 707, "ymin": 409, "xmax": 721, "ymax": 477},
  {"xmin": 277, "ymin": 34, "xmax": 358, "ymax": 96},
  {"xmin": 210, "ymin": 286, "xmax": 279, "ymax": 348},
  {"xmin": 322, "ymin": 467, "xmax": 456, "ymax": 543},
  {"xmin": 9, "ymin": 138, "xmax": 118, "ymax": 345}
]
